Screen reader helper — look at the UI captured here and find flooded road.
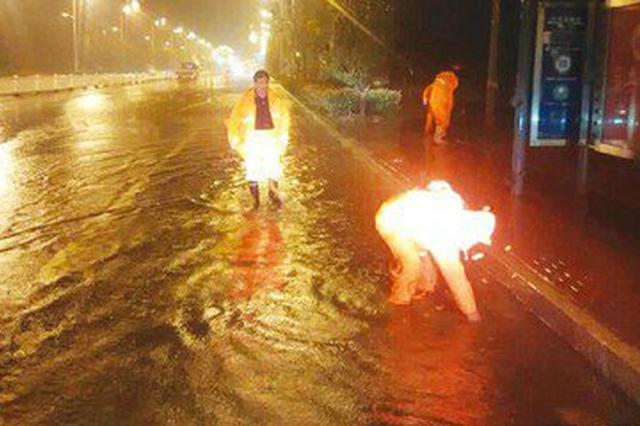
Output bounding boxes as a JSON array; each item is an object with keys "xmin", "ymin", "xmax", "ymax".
[{"xmin": 0, "ymin": 80, "xmax": 638, "ymax": 425}]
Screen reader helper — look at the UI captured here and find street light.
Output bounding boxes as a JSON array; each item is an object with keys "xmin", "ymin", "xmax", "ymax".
[
  {"xmin": 150, "ymin": 18, "xmax": 168, "ymax": 69},
  {"xmin": 60, "ymin": 0, "xmax": 79, "ymax": 73},
  {"xmin": 249, "ymin": 31, "xmax": 259, "ymax": 45},
  {"xmin": 259, "ymin": 9, "xmax": 273, "ymax": 20},
  {"xmin": 122, "ymin": 1, "xmax": 140, "ymax": 40}
]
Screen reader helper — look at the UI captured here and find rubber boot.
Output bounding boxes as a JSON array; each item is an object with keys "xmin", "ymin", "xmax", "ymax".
[
  {"xmin": 434, "ymin": 125, "xmax": 447, "ymax": 144},
  {"xmin": 268, "ymin": 180, "xmax": 282, "ymax": 207},
  {"xmin": 249, "ymin": 181, "xmax": 260, "ymax": 210}
]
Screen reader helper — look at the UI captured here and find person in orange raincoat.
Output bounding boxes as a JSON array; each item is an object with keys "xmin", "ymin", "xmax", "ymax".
[
  {"xmin": 422, "ymin": 71, "xmax": 459, "ymax": 144},
  {"xmin": 227, "ymin": 70, "xmax": 290, "ymax": 209},
  {"xmin": 375, "ymin": 181, "xmax": 495, "ymax": 322}
]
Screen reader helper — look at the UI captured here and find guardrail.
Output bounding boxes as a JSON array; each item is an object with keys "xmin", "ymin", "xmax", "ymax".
[{"xmin": 0, "ymin": 71, "xmax": 174, "ymax": 96}]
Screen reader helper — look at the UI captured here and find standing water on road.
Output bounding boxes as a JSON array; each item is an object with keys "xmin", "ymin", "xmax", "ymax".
[{"xmin": 0, "ymin": 81, "xmax": 638, "ymax": 425}]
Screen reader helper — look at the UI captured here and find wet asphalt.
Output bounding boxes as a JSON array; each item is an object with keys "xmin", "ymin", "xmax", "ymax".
[{"xmin": 0, "ymin": 79, "xmax": 638, "ymax": 425}]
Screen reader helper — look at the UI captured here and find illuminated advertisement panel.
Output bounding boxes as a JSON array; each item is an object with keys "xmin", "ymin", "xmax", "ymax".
[
  {"xmin": 598, "ymin": 3, "xmax": 640, "ymax": 159},
  {"xmin": 530, "ymin": 2, "xmax": 588, "ymax": 146}
]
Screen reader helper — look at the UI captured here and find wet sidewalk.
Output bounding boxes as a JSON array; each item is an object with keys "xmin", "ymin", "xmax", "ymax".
[
  {"xmin": 341, "ymin": 112, "xmax": 640, "ymax": 345},
  {"xmin": 329, "ymin": 104, "xmax": 640, "ymax": 398}
]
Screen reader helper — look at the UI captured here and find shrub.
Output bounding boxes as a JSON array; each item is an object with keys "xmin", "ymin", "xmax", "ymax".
[
  {"xmin": 301, "ymin": 85, "xmax": 359, "ymax": 117},
  {"xmin": 300, "ymin": 85, "xmax": 401, "ymax": 118},
  {"xmin": 321, "ymin": 88, "xmax": 360, "ymax": 117},
  {"xmin": 366, "ymin": 88, "xmax": 402, "ymax": 116}
]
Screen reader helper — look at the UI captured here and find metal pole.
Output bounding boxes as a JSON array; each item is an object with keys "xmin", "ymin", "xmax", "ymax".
[
  {"xmin": 485, "ymin": 0, "xmax": 502, "ymax": 130},
  {"xmin": 80, "ymin": 0, "xmax": 91, "ymax": 73},
  {"xmin": 577, "ymin": 0, "xmax": 598, "ymax": 195},
  {"xmin": 72, "ymin": 0, "xmax": 79, "ymax": 72},
  {"xmin": 151, "ymin": 24, "xmax": 156, "ymax": 68},
  {"xmin": 283, "ymin": 0, "xmax": 287, "ymax": 76},
  {"xmin": 290, "ymin": 0, "xmax": 296, "ymax": 78},
  {"xmin": 512, "ymin": 0, "xmax": 535, "ymax": 196},
  {"xmin": 121, "ymin": 13, "xmax": 126, "ymax": 41}
]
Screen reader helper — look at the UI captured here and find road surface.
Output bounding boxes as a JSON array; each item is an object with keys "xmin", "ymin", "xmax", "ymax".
[{"xmin": 0, "ymin": 80, "xmax": 638, "ymax": 425}]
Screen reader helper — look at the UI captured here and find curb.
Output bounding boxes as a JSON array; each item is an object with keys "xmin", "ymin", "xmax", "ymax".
[
  {"xmin": 0, "ymin": 77, "xmax": 171, "ymax": 99},
  {"xmin": 482, "ymin": 249, "xmax": 640, "ymax": 405},
  {"xmin": 281, "ymin": 84, "xmax": 640, "ymax": 406}
]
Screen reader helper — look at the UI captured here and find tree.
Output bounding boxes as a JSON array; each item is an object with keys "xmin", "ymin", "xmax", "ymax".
[
  {"xmin": 324, "ymin": 0, "xmax": 394, "ymax": 115},
  {"xmin": 273, "ymin": 0, "xmax": 394, "ymax": 84}
]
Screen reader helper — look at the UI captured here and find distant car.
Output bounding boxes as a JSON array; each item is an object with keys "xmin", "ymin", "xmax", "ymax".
[{"xmin": 176, "ymin": 62, "xmax": 199, "ymax": 81}]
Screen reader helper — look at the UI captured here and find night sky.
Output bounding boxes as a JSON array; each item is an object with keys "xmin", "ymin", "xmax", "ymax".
[
  {"xmin": 0, "ymin": 0, "xmax": 520, "ymax": 88},
  {"xmin": 147, "ymin": 0, "xmax": 255, "ymax": 51}
]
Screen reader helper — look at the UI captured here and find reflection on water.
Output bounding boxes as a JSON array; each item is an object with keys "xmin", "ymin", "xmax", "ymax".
[
  {"xmin": 374, "ymin": 311, "xmax": 490, "ymax": 425},
  {"xmin": 0, "ymin": 141, "xmax": 18, "ymax": 231},
  {"xmin": 67, "ymin": 91, "xmax": 109, "ymax": 113},
  {"xmin": 0, "ymin": 142, "xmax": 14, "ymax": 199},
  {"xmin": 232, "ymin": 213, "xmax": 285, "ymax": 300},
  {"xmin": 0, "ymin": 85, "xmax": 638, "ymax": 426},
  {"xmin": 64, "ymin": 91, "xmax": 116, "ymax": 151}
]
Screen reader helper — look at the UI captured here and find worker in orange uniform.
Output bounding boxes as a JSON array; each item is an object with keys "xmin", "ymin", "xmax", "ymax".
[
  {"xmin": 375, "ymin": 181, "xmax": 495, "ymax": 322},
  {"xmin": 422, "ymin": 71, "xmax": 459, "ymax": 144},
  {"xmin": 227, "ymin": 70, "xmax": 290, "ymax": 209}
]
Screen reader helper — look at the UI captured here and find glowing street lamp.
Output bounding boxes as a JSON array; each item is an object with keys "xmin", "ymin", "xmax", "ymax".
[
  {"xmin": 121, "ymin": 6, "xmax": 133, "ymax": 40},
  {"xmin": 60, "ymin": 1, "xmax": 79, "ymax": 72},
  {"xmin": 260, "ymin": 37, "xmax": 268, "ymax": 56},
  {"xmin": 259, "ymin": 9, "xmax": 273, "ymax": 20},
  {"xmin": 121, "ymin": 1, "xmax": 141, "ymax": 42},
  {"xmin": 212, "ymin": 45, "xmax": 234, "ymax": 65},
  {"xmin": 150, "ymin": 17, "xmax": 168, "ymax": 66},
  {"xmin": 249, "ymin": 31, "xmax": 259, "ymax": 45}
]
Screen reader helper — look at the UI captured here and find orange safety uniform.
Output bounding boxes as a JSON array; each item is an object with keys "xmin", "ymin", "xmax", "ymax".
[
  {"xmin": 422, "ymin": 71, "xmax": 459, "ymax": 143},
  {"xmin": 375, "ymin": 182, "xmax": 495, "ymax": 321},
  {"xmin": 226, "ymin": 87, "xmax": 290, "ymax": 182}
]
